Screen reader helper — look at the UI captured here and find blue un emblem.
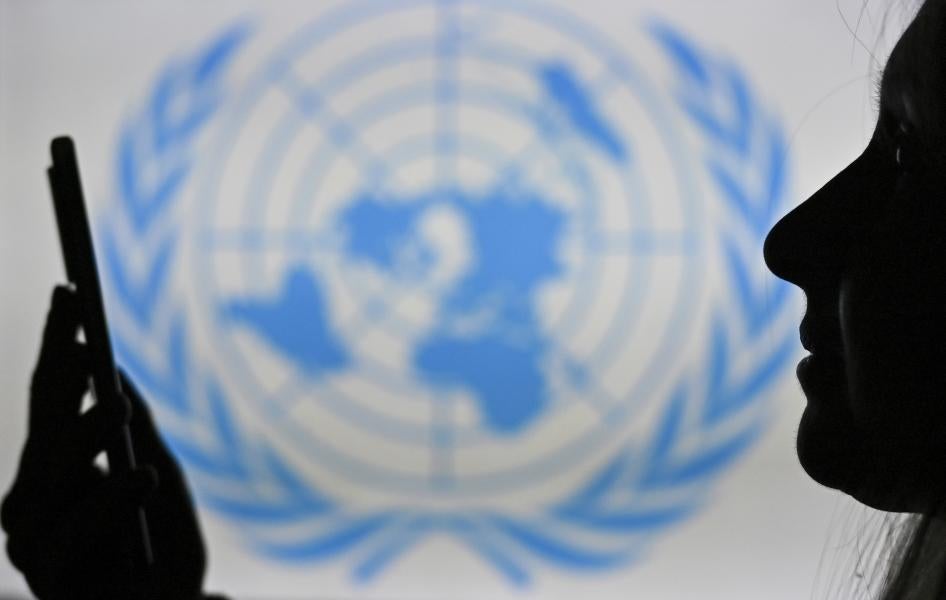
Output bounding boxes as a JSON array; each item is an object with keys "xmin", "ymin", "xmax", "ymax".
[{"xmin": 102, "ymin": 0, "xmax": 798, "ymax": 585}]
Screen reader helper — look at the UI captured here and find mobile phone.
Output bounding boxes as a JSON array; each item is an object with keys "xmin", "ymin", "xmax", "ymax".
[{"xmin": 47, "ymin": 136, "xmax": 154, "ymax": 567}]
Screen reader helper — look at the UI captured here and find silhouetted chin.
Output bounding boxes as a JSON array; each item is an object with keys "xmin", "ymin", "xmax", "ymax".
[
  {"xmin": 796, "ymin": 403, "xmax": 859, "ymax": 493},
  {"xmin": 794, "ymin": 354, "xmax": 860, "ymax": 493},
  {"xmin": 798, "ymin": 402, "xmax": 946, "ymax": 514}
]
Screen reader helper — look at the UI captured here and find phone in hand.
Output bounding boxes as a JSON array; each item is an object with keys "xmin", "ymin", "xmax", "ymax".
[{"xmin": 47, "ymin": 136, "xmax": 154, "ymax": 567}]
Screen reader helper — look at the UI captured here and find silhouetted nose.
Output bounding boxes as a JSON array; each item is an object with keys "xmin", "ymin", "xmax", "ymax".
[
  {"xmin": 763, "ymin": 150, "xmax": 879, "ymax": 289},
  {"xmin": 762, "ymin": 191, "xmax": 837, "ymax": 289},
  {"xmin": 762, "ymin": 213, "xmax": 795, "ymax": 284}
]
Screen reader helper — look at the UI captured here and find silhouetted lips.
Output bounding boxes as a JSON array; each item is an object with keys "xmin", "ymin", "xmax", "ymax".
[
  {"xmin": 796, "ymin": 353, "xmax": 845, "ymax": 402},
  {"xmin": 797, "ymin": 317, "xmax": 845, "ymax": 402},
  {"xmin": 799, "ymin": 316, "xmax": 842, "ymax": 356}
]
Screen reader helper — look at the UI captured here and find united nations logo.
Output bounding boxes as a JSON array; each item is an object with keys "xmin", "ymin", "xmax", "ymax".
[{"xmin": 101, "ymin": 0, "xmax": 796, "ymax": 584}]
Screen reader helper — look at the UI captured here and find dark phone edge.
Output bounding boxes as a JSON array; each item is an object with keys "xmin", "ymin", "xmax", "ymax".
[{"xmin": 48, "ymin": 136, "xmax": 154, "ymax": 568}]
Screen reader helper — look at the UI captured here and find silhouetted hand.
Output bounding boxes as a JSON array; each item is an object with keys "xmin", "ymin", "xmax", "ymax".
[{"xmin": 1, "ymin": 287, "xmax": 215, "ymax": 599}]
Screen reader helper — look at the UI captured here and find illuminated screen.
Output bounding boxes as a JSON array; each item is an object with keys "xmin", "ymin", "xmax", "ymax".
[{"xmin": 0, "ymin": 1, "xmax": 909, "ymax": 598}]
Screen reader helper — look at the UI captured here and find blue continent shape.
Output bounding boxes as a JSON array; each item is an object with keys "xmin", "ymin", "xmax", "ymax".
[
  {"xmin": 415, "ymin": 190, "xmax": 567, "ymax": 434},
  {"xmin": 223, "ymin": 265, "xmax": 351, "ymax": 378},
  {"xmin": 337, "ymin": 185, "xmax": 568, "ymax": 434},
  {"xmin": 445, "ymin": 190, "xmax": 566, "ymax": 316},
  {"xmin": 340, "ymin": 191, "xmax": 435, "ymax": 279},
  {"xmin": 415, "ymin": 331, "xmax": 548, "ymax": 433},
  {"xmin": 539, "ymin": 61, "xmax": 628, "ymax": 163}
]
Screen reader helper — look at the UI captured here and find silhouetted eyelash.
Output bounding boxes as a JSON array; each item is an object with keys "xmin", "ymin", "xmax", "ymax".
[{"xmin": 872, "ymin": 78, "xmax": 883, "ymax": 112}]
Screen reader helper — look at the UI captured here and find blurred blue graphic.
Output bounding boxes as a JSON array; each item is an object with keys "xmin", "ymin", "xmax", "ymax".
[{"xmin": 102, "ymin": 0, "xmax": 796, "ymax": 584}]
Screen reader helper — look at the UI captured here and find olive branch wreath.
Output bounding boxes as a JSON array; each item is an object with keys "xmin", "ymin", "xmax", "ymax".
[{"xmin": 101, "ymin": 17, "xmax": 797, "ymax": 585}]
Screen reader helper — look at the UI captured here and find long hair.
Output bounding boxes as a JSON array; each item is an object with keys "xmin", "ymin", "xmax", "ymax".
[
  {"xmin": 811, "ymin": 498, "xmax": 918, "ymax": 599},
  {"xmin": 808, "ymin": 501, "xmax": 946, "ymax": 599},
  {"xmin": 878, "ymin": 513, "xmax": 946, "ymax": 599}
]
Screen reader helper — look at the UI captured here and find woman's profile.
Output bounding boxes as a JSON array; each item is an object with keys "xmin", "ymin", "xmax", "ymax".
[
  {"xmin": 6, "ymin": 0, "xmax": 946, "ymax": 598},
  {"xmin": 765, "ymin": 0, "xmax": 946, "ymax": 596}
]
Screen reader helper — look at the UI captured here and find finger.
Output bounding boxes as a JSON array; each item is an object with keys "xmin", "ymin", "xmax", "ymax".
[
  {"xmin": 117, "ymin": 369, "xmax": 202, "ymax": 545},
  {"xmin": 0, "ymin": 487, "xmax": 26, "ymax": 538},
  {"xmin": 69, "ymin": 402, "xmax": 131, "ymax": 466},
  {"xmin": 4, "ymin": 527, "xmax": 34, "ymax": 575},
  {"xmin": 87, "ymin": 467, "xmax": 158, "ymax": 515},
  {"xmin": 65, "ymin": 467, "xmax": 157, "ymax": 554},
  {"xmin": 118, "ymin": 370, "xmax": 154, "ymax": 429},
  {"xmin": 40, "ymin": 285, "xmax": 82, "ymax": 354},
  {"xmin": 18, "ymin": 397, "xmax": 126, "ymax": 485},
  {"xmin": 119, "ymin": 465, "xmax": 159, "ymax": 505},
  {"xmin": 118, "ymin": 370, "xmax": 173, "ymax": 467},
  {"xmin": 25, "ymin": 402, "xmax": 133, "ymax": 487},
  {"xmin": 30, "ymin": 287, "xmax": 92, "ymax": 426},
  {"xmin": 29, "ymin": 341, "xmax": 91, "ymax": 433},
  {"xmin": 49, "ymin": 469, "xmax": 159, "ymax": 596},
  {"xmin": 1, "ymin": 461, "xmax": 39, "ymax": 536}
]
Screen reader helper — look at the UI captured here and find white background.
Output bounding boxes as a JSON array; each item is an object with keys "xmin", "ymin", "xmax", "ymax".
[{"xmin": 0, "ymin": 1, "xmax": 913, "ymax": 598}]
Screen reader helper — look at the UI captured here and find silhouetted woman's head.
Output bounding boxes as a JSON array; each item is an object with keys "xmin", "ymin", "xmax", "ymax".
[{"xmin": 765, "ymin": 0, "xmax": 946, "ymax": 515}]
